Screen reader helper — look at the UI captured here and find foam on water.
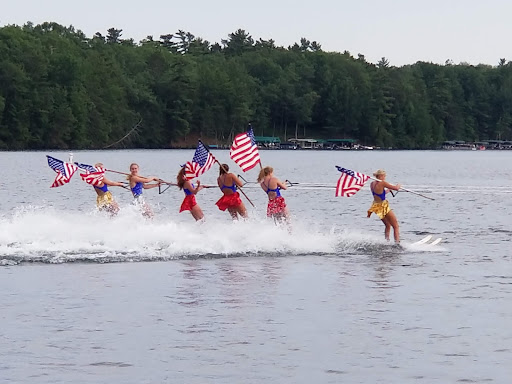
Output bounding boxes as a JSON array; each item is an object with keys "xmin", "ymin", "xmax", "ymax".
[
  {"xmin": 0, "ymin": 205, "xmax": 444, "ymax": 264},
  {"xmin": 0, "ymin": 205, "xmax": 336, "ymax": 263}
]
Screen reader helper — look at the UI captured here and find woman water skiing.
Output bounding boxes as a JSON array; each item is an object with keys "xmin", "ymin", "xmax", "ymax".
[
  {"xmin": 257, "ymin": 166, "xmax": 290, "ymax": 224},
  {"xmin": 367, "ymin": 169, "xmax": 401, "ymax": 243},
  {"xmin": 177, "ymin": 167, "xmax": 205, "ymax": 221},
  {"xmin": 215, "ymin": 164, "xmax": 248, "ymax": 220},
  {"xmin": 127, "ymin": 163, "xmax": 161, "ymax": 218},
  {"xmin": 91, "ymin": 162, "xmax": 125, "ymax": 216}
]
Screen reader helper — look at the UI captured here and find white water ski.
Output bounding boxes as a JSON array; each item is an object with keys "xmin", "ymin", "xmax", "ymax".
[
  {"xmin": 411, "ymin": 235, "xmax": 443, "ymax": 247},
  {"xmin": 412, "ymin": 235, "xmax": 432, "ymax": 245},
  {"xmin": 428, "ymin": 238, "xmax": 442, "ymax": 246}
]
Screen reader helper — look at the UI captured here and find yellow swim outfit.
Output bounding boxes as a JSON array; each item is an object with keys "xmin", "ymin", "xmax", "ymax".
[
  {"xmin": 96, "ymin": 191, "xmax": 115, "ymax": 210},
  {"xmin": 367, "ymin": 200, "xmax": 391, "ymax": 220}
]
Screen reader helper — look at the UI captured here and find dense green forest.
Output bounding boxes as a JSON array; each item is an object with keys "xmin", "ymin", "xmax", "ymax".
[{"xmin": 1, "ymin": 22, "xmax": 511, "ymax": 150}]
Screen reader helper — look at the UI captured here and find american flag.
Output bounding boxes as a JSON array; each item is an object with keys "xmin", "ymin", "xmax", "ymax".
[
  {"xmin": 185, "ymin": 141, "xmax": 216, "ymax": 180},
  {"xmin": 80, "ymin": 170, "xmax": 105, "ymax": 186},
  {"xmin": 46, "ymin": 155, "xmax": 78, "ymax": 188},
  {"xmin": 74, "ymin": 162, "xmax": 106, "ymax": 186},
  {"xmin": 335, "ymin": 166, "xmax": 370, "ymax": 197},
  {"xmin": 75, "ymin": 162, "xmax": 101, "ymax": 173},
  {"xmin": 230, "ymin": 125, "xmax": 261, "ymax": 172}
]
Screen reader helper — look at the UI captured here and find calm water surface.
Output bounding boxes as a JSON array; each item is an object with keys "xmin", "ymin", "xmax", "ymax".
[{"xmin": 1, "ymin": 150, "xmax": 511, "ymax": 383}]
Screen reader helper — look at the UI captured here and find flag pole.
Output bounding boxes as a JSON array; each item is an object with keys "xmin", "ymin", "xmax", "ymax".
[
  {"xmin": 367, "ymin": 175, "xmax": 435, "ymax": 201},
  {"xmin": 200, "ymin": 140, "xmax": 256, "ymax": 207},
  {"xmin": 103, "ymin": 168, "xmax": 164, "ymax": 193},
  {"xmin": 105, "ymin": 168, "xmax": 164, "ymax": 185},
  {"xmin": 214, "ymin": 159, "xmax": 255, "ymax": 207},
  {"xmin": 335, "ymin": 166, "xmax": 435, "ymax": 201},
  {"xmin": 250, "ymin": 121, "xmax": 262, "ymax": 170},
  {"xmin": 105, "ymin": 169, "xmax": 131, "ymax": 176},
  {"xmin": 75, "ymin": 166, "xmax": 152, "ymax": 191}
]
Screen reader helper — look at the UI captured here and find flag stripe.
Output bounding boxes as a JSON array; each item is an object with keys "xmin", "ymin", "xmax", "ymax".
[
  {"xmin": 80, "ymin": 170, "xmax": 105, "ymax": 186},
  {"xmin": 335, "ymin": 166, "xmax": 370, "ymax": 197},
  {"xmin": 75, "ymin": 162, "xmax": 99, "ymax": 173},
  {"xmin": 230, "ymin": 127, "xmax": 261, "ymax": 172},
  {"xmin": 47, "ymin": 156, "xmax": 78, "ymax": 188},
  {"xmin": 185, "ymin": 141, "xmax": 216, "ymax": 180}
]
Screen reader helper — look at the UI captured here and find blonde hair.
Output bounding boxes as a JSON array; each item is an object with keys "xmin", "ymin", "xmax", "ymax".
[
  {"xmin": 127, "ymin": 163, "xmax": 139, "ymax": 180},
  {"xmin": 257, "ymin": 166, "xmax": 273, "ymax": 182},
  {"xmin": 373, "ymin": 169, "xmax": 386, "ymax": 177}
]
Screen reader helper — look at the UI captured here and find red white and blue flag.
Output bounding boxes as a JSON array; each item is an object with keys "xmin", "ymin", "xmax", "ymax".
[
  {"xmin": 230, "ymin": 125, "xmax": 261, "ymax": 172},
  {"xmin": 335, "ymin": 166, "xmax": 370, "ymax": 197},
  {"xmin": 80, "ymin": 170, "xmax": 105, "ymax": 186},
  {"xmin": 185, "ymin": 141, "xmax": 216, "ymax": 180},
  {"xmin": 75, "ymin": 162, "xmax": 101, "ymax": 173},
  {"xmin": 46, "ymin": 155, "xmax": 78, "ymax": 188},
  {"xmin": 75, "ymin": 162, "xmax": 106, "ymax": 186}
]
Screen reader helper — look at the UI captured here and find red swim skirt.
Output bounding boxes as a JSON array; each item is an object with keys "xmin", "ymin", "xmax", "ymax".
[
  {"xmin": 179, "ymin": 195, "xmax": 197, "ymax": 212},
  {"xmin": 216, "ymin": 192, "xmax": 242, "ymax": 211},
  {"xmin": 267, "ymin": 196, "xmax": 287, "ymax": 217}
]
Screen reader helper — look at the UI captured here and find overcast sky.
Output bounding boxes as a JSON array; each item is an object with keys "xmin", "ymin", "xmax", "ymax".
[{"xmin": 2, "ymin": 0, "xmax": 510, "ymax": 67}]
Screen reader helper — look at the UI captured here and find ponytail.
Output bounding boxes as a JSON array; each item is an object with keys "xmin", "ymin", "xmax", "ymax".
[
  {"xmin": 219, "ymin": 164, "xmax": 229, "ymax": 176},
  {"xmin": 257, "ymin": 166, "xmax": 273, "ymax": 182},
  {"xmin": 177, "ymin": 168, "xmax": 186, "ymax": 190}
]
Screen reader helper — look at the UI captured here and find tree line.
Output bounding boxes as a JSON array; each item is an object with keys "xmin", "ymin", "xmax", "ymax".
[{"xmin": 1, "ymin": 22, "xmax": 511, "ymax": 150}]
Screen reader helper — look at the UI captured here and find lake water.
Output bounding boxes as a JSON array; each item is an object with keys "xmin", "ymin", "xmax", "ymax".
[{"xmin": 1, "ymin": 150, "xmax": 511, "ymax": 383}]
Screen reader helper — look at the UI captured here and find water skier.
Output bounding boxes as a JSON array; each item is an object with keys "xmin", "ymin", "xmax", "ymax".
[
  {"xmin": 367, "ymin": 169, "xmax": 401, "ymax": 243},
  {"xmin": 257, "ymin": 166, "xmax": 290, "ymax": 224},
  {"xmin": 177, "ymin": 167, "xmax": 205, "ymax": 221},
  {"xmin": 127, "ymin": 163, "xmax": 161, "ymax": 218},
  {"xmin": 215, "ymin": 164, "xmax": 248, "ymax": 220},
  {"xmin": 92, "ymin": 162, "xmax": 125, "ymax": 215}
]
